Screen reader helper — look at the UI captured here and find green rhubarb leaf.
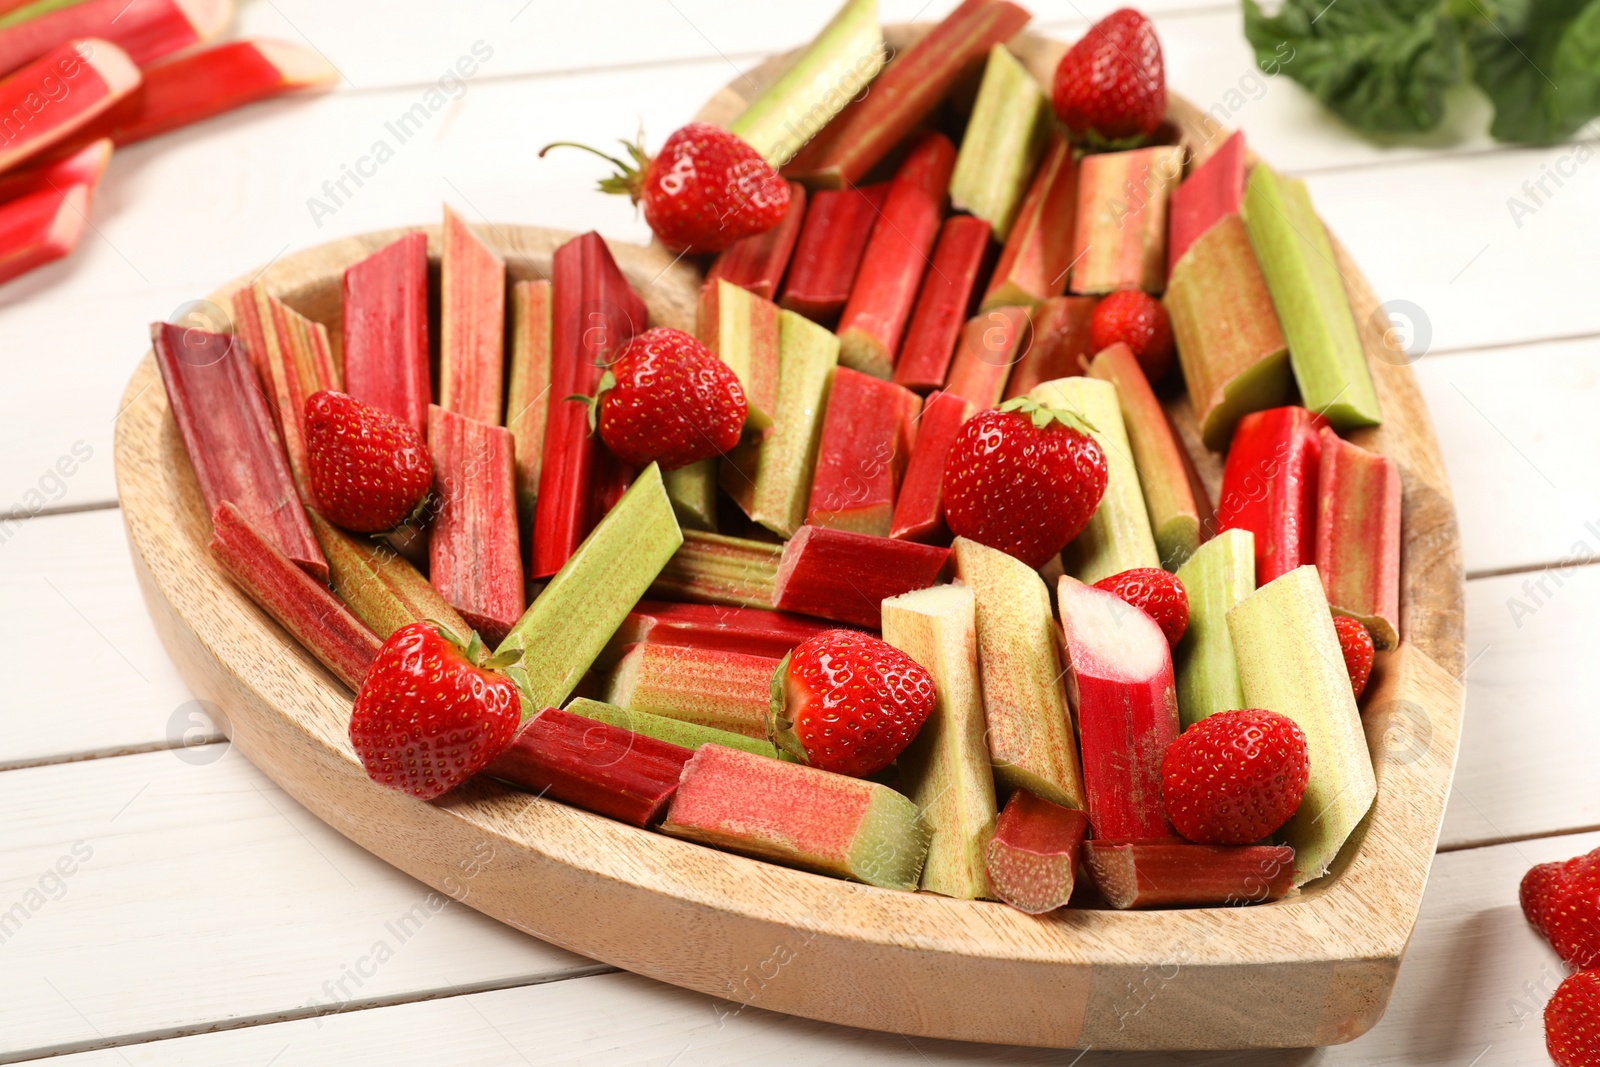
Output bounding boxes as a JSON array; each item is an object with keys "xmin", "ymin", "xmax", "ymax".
[
  {"xmin": 1466, "ymin": 0, "xmax": 1600, "ymax": 142},
  {"xmin": 1243, "ymin": 0, "xmax": 1465, "ymax": 133}
]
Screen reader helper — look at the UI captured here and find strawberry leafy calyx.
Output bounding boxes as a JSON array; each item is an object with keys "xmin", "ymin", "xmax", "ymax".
[
  {"xmin": 426, "ymin": 620, "xmax": 524, "ymax": 674},
  {"xmin": 766, "ymin": 650, "xmax": 809, "ymax": 765},
  {"xmin": 539, "ymin": 136, "xmax": 650, "ymax": 203},
  {"xmin": 997, "ymin": 395, "xmax": 1099, "ymax": 437},
  {"xmin": 566, "ymin": 370, "xmax": 614, "ymax": 436}
]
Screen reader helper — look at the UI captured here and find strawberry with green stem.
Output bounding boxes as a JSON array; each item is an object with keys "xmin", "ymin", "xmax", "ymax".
[
  {"xmin": 589, "ymin": 327, "xmax": 748, "ymax": 471},
  {"xmin": 1051, "ymin": 7, "xmax": 1167, "ymax": 147}
]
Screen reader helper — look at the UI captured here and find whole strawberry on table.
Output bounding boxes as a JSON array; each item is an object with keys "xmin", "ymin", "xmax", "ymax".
[{"xmin": 159, "ymin": 0, "xmax": 1406, "ymax": 930}]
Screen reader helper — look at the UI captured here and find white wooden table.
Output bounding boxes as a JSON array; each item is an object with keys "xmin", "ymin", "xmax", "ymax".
[{"xmin": 1, "ymin": 1, "xmax": 1595, "ymax": 1062}]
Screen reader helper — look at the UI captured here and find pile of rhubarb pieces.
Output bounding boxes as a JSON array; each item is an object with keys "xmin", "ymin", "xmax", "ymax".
[
  {"xmin": 153, "ymin": 0, "xmax": 1405, "ymax": 919},
  {"xmin": 0, "ymin": 0, "xmax": 334, "ymax": 288}
]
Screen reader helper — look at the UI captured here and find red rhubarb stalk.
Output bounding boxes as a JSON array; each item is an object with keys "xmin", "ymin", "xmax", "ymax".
[
  {"xmin": 532, "ymin": 231, "xmax": 647, "ymax": 578},
  {"xmin": 484, "ymin": 708, "xmax": 692, "ymax": 827},
  {"xmin": 1083, "ymin": 839, "xmax": 1297, "ymax": 909},
  {"xmin": 1069, "ymin": 146, "xmax": 1184, "ymax": 295},
  {"xmin": 342, "ymin": 232, "xmax": 431, "ymax": 437},
  {"xmin": 0, "ymin": 0, "xmax": 229, "ymax": 73},
  {"xmin": 943, "ymin": 306, "xmax": 1029, "ymax": 409},
  {"xmin": 1057, "ymin": 576, "xmax": 1181, "ymax": 841},
  {"xmin": 589, "ymin": 448, "xmax": 635, "ymax": 526},
  {"xmin": 1216, "ymin": 406, "xmax": 1325, "ymax": 585},
  {"xmin": 1002, "ymin": 295, "xmax": 1096, "ymax": 399},
  {"xmin": 835, "ymin": 132, "xmax": 956, "ymax": 379},
  {"xmin": 1315, "ymin": 426, "xmax": 1401, "ymax": 649},
  {"xmin": 778, "ymin": 181, "xmax": 885, "ymax": 321},
  {"xmin": 599, "ymin": 600, "xmax": 834, "ymax": 667},
  {"xmin": 1168, "ymin": 129, "xmax": 1246, "ymax": 274},
  {"xmin": 806, "ymin": 367, "xmax": 921, "ymax": 536},
  {"xmin": 772, "ymin": 525, "xmax": 950, "ymax": 628},
  {"xmin": 427, "ymin": 405, "xmax": 525, "ymax": 645},
  {"xmin": 439, "ymin": 205, "xmax": 506, "ymax": 425},
  {"xmin": 888, "ymin": 390, "xmax": 975, "ymax": 543},
  {"xmin": 0, "ymin": 134, "xmax": 108, "ymax": 201},
  {"xmin": 505, "ymin": 278, "xmax": 552, "ymax": 530},
  {"xmin": 984, "ymin": 790, "xmax": 1090, "ymax": 914},
  {"xmin": 234, "ymin": 282, "xmax": 335, "ymax": 502},
  {"xmin": 893, "ymin": 215, "xmax": 992, "ymax": 391},
  {"xmin": 0, "ymin": 39, "xmax": 138, "ymax": 173},
  {"xmin": 209, "ymin": 501, "xmax": 379, "ymax": 691},
  {"xmin": 705, "ymin": 180, "xmax": 805, "ymax": 302},
  {"xmin": 151, "ymin": 321, "xmax": 326, "ymax": 581},
  {"xmin": 0, "ymin": 175, "xmax": 91, "ymax": 286},
  {"xmin": 981, "ymin": 132, "xmax": 1078, "ymax": 312}
]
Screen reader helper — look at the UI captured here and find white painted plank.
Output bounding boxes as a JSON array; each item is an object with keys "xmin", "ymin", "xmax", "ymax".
[
  {"xmin": 0, "ymin": 748, "xmax": 597, "ymax": 1063},
  {"xmin": 39, "ymin": 831, "xmax": 1600, "ymax": 1066}
]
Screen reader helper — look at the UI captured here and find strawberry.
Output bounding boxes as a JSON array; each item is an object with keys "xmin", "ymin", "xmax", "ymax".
[
  {"xmin": 1333, "ymin": 614, "xmax": 1376, "ymax": 702},
  {"xmin": 1090, "ymin": 291, "xmax": 1174, "ymax": 382},
  {"xmin": 543, "ymin": 122, "xmax": 790, "ymax": 254},
  {"xmin": 1161, "ymin": 708, "xmax": 1310, "ymax": 846},
  {"xmin": 1051, "ymin": 8, "xmax": 1167, "ymax": 146},
  {"xmin": 941, "ymin": 397, "xmax": 1108, "ymax": 568},
  {"xmin": 1525, "ymin": 859, "xmax": 1572, "ymax": 940},
  {"xmin": 595, "ymin": 327, "xmax": 747, "ymax": 470},
  {"xmin": 305, "ymin": 390, "xmax": 433, "ymax": 534},
  {"xmin": 770, "ymin": 628, "xmax": 936, "ymax": 778},
  {"xmin": 1547, "ymin": 970, "xmax": 1600, "ymax": 1067},
  {"xmin": 1546, "ymin": 853, "xmax": 1600, "ymax": 970},
  {"xmin": 1094, "ymin": 567, "xmax": 1189, "ymax": 646},
  {"xmin": 350, "ymin": 622, "xmax": 523, "ymax": 800}
]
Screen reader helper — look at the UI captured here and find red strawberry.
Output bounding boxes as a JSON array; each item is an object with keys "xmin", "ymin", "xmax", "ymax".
[
  {"xmin": 771, "ymin": 628, "xmax": 936, "ymax": 778},
  {"xmin": 543, "ymin": 122, "xmax": 790, "ymax": 254},
  {"xmin": 1548, "ymin": 854, "xmax": 1600, "ymax": 970},
  {"xmin": 350, "ymin": 622, "xmax": 523, "ymax": 800},
  {"xmin": 1161, "ymin": 708, "xmax": 1310, "ymax": 845},
  {"xmin": 1090, "ymin": 291, "xmax": 1174, "ymax": 382},
  {"xmin": 305, "ymin": 390, "xmax": 433, "ymax": 534},
  {"xmin": 1547, "ymin": 970, "xmax": 1600, "ymax": 1067},
  {"xmin": 596, "ymin": 327, "xmax": 747, "ymax": 470},
  {"xmin": 1051, "ymin": 8, "xmax": 1167, "ymax": 145},
  {"xmin": 1094, "ymin": 567, "xmax": 1189, "ymax": 646},
  {"xmin": 1525, "ymin": 860, "xmax": 1571, "ymax": 940},
  {"xmin": 1333, "ymin": 614, "xmax": 1375, "ymax": 702},
  {"xmin": 942, "ymin": 397, "xmax": 1108, "ymax": 568}
]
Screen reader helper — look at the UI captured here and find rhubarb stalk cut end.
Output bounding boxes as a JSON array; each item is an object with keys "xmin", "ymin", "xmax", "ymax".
[{"xmin": 984, "ymin": 790, "xmax": 1089, "ymax": 914}]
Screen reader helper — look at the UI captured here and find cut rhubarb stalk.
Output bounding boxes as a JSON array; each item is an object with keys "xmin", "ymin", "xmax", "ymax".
[
  {"xmin": 948, "ymin": 44, "xmax": 1050, "ymax": 241},
  {"xmin": 888, "ymin": 390, "xmax": 975, "ymax": 542},
  {"xmin": 209, "ymin": 501, "xmax": 378, "ymax": 691},
  {"xmin": 1165, "ymin": 215, "xmax": 1290, "ymax": 451},
  {"xmin": 0, "ymin": 0, "xmax": 229, "ymax": 73},
  {"xmin": 598, "ymin": 600, "xmax": 832, "ymax": 668},
  {"xmin": 234, "ymin": 282, "xmax": 337, "ymax": 502},
  {"xmin": 773, "ymin": 525, "xmax": 949, "ymax": 628},
  {"xmin": 1215, "ymin": 405, "xmax": 1325, "ymax": 585},
  {"xmin": 1084, "ymin": 839, "xmax": 1298, "ymax": 909},
  {"xmin": 984, "ymin": 790, "xmax": 1090, "ymax": 914},
  {"xmin": 806, "ymin": 367, "xmax": 921, "ymax": 536},
  {"xmin": 307, "ymin": 510, "xmax": 468, "ymax": 641},
  {"xmin": 342, "ymin": 232, "xmax": 431, "ymax": 437},
  {"xmin": 1227, "ymin": 565, "xmax": 1377, "ymax": 886},
  {"xmin": 589, "ymin": 448, "xmax": 635, "ymax": 527},
  {"xmin": 1173, "ymin": 528, "xmax": 1254, "ymax": 728},
  {"xmin": 505, "ymin": 278, "xmax": 552, "ymax": 531},
  {"xmin": 604, "ymin": 643, "xmax": 780, "ymax": 739},
  {"xmin": 882, "ymin": 583, "xmax": 997, "ymax": 899},
  {"xmin": 1069, "ymin": 146, "xmax": 1184, "ymax": 295},
  {"xmin": 1002, "ymin": 295, "xmax": 1095, "ymax": 400},
  {"xmin": 1057, "ymin": 576, "xmax": 1180, "ymax": 841},
  {"xmin": 706, "ymin": 181, "xmax": 806, "ymax": 302},
  {"xmin": 721, "ymin": 308, "xmax": 838, "ymax": 538},
  {"xmin": 427, "ymin": 406, "xmax": 524, "ymax": 645},
  {"xmin": 1242, "ymin": 164, "xmax": 1381, "ymax": 430},
  {"xmin": 662, "ymin": 460, "xmax": 718, "ymax": 532},
  {"xmin": 727, "ymin": 0, "xmax": 886, "ymax": 166},
  {"xmin": 485, "ymin": 708, "xmax": 691, "ymax": 828},
  {"xmin": 980, "ymin": 132, "xmax": 1077, "ymax": 312},
  {"xmin": 1029, "ymin": 376, "xmax": 1160, "ymax": 584},
  {"xmin": 565, "ymin": 697, "xmax": 780, "ymax": 759},
  {"xmin": 1168, "ymin": 129, "xmax": 1245, "ymax": 275},
  {"xmin": 1088, "ymin": 342, "xmax": 1208, "ymax": 569},
  {"xmin": 662, "ymin": 744, "xmax": 931, "ymax": 891},
  {"xmin": 0, "ymin": 39, "xmax": 139, "ymax": 174},
  {"xmin": 779, "ymin": 182, "xmax": 885, "ymax": 322},
  {"xmin": 0, "ymin": 135, "xmax": 109, "ymax": 201},
  {"xmin": 150, "ymin": 322, "xmax": 326, "ymax": 581},
  {"xmin": 951, "ymin": 536, "xmax": 1087, "ymax": 809},
  {"xmin": 1315, "ymin": 427, "xmax": 1401, "ymax": 649},
  {"xmin": 784, "ymin": 0, "xmax": 1032, "ymax": 189},
  {"xmin": 943, "ymin": 306, "xmax": 1029, "ymax": 409},
  {"xmin": 893, "ymin": 215, "xmax": 992, "ymax": 390},
  {"xmin": 836, "ymin": 132, "xmax": 955, "ymax": 379},
  {"xmin": 438, "ymin": 205, "xmax": 506, "ymax": 425},
  {"xmin": 651, "ymin": 529, "xmax": 781, "ymax": 609},
  {"xmin": 0, "ymin": 179, "xmax": 92, "ymax": 287},
  {"xmin": 533, "ymin": 231, "xmax": 648, "ymax": 578},
  {"xmin": 497, "ymin": 463, "xmax": 682, "ymax": 714},
  {"xmin": 697, "ymin": 277, "xmax": 780, "ymax": 428}
]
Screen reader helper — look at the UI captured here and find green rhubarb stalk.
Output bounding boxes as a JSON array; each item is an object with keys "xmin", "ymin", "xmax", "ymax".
[
  {"xmin": 697, "ymin": 278, "xmax": 779, "ymax": 430},
  {"xmin": 662, "ymin": 460, "xmax": 719, "ymax": 532},
  {"xmin": 1173, "ymin": 528, "xmax": 1254, "ymax": 727},
  {"xmin": 1028, "ymin": 376, "xmax": 1160, "ymax": 584},
  {"xmin": 1241, "ymin": 165, "xmax": 1381, "ymax": 430},
  {"xmin": 603, "ymin": 643, "xmax": 779, "ymax": 739},
  {"xmin": 726, "ymin": 0, "xmax": 887, "ymax": 168},
  {"xmin": 496, "ymin": 462, "xmax": 683, "ymax": 715},
  {"xmin": 948, "ymin": 44, "xmax": 1050, "ymax": 242},
  {"xmin": 307, "ymin": 510, "xmax": 468, "ymax": 640},
  {"xmin": 650, "ymin": 529, "xmax": 782, "ymax": 608},
  {"xmin": 564, "ymin": 697, "xmax": 780, "ymax": 759},
  {"xmin": 1069, "ymin": 147, "xmax": 1184, "ymax": 295},
  {"xmin": 505, "ymin": 278, "xmax": 553, "ymax": 532}
]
